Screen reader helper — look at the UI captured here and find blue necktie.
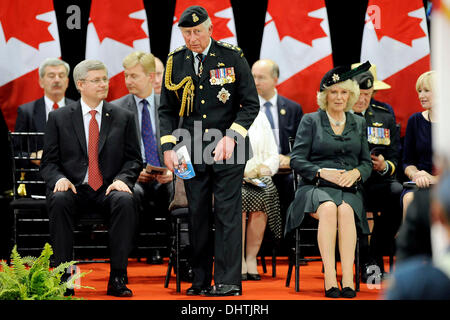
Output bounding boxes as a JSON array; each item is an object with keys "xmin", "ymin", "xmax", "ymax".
[
  {"xmin": 264, "ymin": 101, "xmax": 275, "ymax": 129},
  {"xmin": 141, "ymin": 99, "xmax": 160, "ymax": 166}
]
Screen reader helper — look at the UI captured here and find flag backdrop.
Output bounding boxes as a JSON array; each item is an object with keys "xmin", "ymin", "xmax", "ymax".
[
  {"xmin": 361, "ymin": 0, "xmax": 431, "ymax": 136},
  {"xmin": 0, "ymin": 0, "xmax": 61, "ymax": 130},
  {"xmin": 169, "ymin": 0, "xmax": 237, "ymax": 52},
  {"xmin": 432, "ymin": 0, "xmax": 450, "ymax": 163},
  {"xmin": 260, "ymin": 0, "xmax": 333, "ymax": 114},
  {"xmin": 85, "ymin": 0, "xmax": 150, "ymax": 101}
]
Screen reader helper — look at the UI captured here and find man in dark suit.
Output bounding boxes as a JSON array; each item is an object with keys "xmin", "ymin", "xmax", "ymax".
[
  {"xmin": 159, "ymin": 6, "xmax": 259, "ymax": 296},
  {"xmin": 15, "ymin": 58, "xmax": 74, "ymax": 154},
  {"xmin": 40, "ymin": 59, "xmax": 142, "ymax": 297},
  {"xmin": 251, "ymin": 59, "xmax": 303, "ymax": 226},
  {"xmin": 112, "ymin": 51, "xmax": 173, "ymax": 265},
  {"xmin": 352, "ymin": 71, "xmax": 403, "ymax": 282}
]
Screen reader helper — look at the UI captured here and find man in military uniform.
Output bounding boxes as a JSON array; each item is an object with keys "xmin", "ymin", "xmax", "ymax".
[
  {"xmin": 158, "ymin": 6, "xmax": 259, "ymax": 296},
  {"xmin": 352, "ymin": 71, "xmax": 403, "ymax": 282}
]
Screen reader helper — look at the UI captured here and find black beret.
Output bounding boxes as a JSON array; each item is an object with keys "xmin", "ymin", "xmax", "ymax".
[
  {"xmin": 178, "ymin": 6, "xmax": 209, "ymax": 27},
  {"xmin": 319, "ymin": 61, "xmax": 371, "ymax": 91},
  {"xmin": 353, "ymin": 71, "xmax": 374, "ymax": 90}
]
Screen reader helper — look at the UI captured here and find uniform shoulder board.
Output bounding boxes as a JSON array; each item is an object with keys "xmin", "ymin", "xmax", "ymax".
[
  {"xmin": 217, "ymin": 40, "xmax": 242, "ymax": 53},
  {"xmin": 168, "ymin": 45, "xmax": 187, "ymax": 57},
  {"xmin": 371, "ymin": 103, "xmax": 389, "ymax": 112}
]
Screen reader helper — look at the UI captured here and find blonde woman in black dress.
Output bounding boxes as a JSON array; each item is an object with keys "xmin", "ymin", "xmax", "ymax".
[{"xmin": 286, "ymin": 63, "xmax": 373, "ymax": 298}]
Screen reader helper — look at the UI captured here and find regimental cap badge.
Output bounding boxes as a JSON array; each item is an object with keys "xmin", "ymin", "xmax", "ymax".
[
  {"xmin": 178, "ymin": 6, "xmax": 209, "ymax": 27},
  {"xmin": 332, "ymin": 74, "xmax": 340, "ymax": 83}
]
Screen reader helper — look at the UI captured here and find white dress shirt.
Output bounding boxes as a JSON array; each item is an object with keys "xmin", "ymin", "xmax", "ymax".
[
  {"xmin": 44, "ymin": 95, "xmax": 66, "ymax": 121},
  {"xmin": 80, "ymin": 98, "xmax": 103, "ymax": 184},
  {"xmin": 258, "ymin": 92, "xmax": 281, "ymax": 152}
]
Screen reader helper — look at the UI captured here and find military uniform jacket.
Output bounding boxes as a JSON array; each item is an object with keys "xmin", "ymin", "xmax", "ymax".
[
  {"xmin": 158, "ymin": 38, "xmax": 259, "ymax": 168},
  {"xmin": 362, "ymin": 102, "xmax": 400, "ymax": 183}
]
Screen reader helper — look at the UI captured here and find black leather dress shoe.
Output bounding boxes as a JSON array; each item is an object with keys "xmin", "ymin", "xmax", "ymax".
[
  {"xmin": 64, "ymin": 288, "xmax": 75, "ymax": 297},
  {"xmin": 107, "ymin": 276, "xmax": 133, "ymax": 297},
  {"xmin": 186, "ymin": 286, "xmax": 210, "ymax": 296},
  {"xmin": 205, "ymin": 284, "xmax": 241, "ymax": 297}
]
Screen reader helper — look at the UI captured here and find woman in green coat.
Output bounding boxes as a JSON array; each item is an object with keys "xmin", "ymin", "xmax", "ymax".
[{"xmin": 285, "ymin": 63, "xmax": 372, "ymax": 298}]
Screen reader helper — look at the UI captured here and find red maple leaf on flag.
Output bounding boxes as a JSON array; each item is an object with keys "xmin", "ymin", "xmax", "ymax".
[
  {"xmin": 90, "ymin": 0, "xmax": 148, "ymax": 47},
  {"xmin": 368, "ymin": 0, "xmax": 426, "ymax": 46},
  {"xmin": 0, "ymin": 0, "xmax": 54, "ymax": 50},
  {"xmin": 174, "ymin": 0, "xmax": 234, "ymax": 40},
  {"xmin": 267, "ymin": 1, "xmax": 327, "ymax": 46}
]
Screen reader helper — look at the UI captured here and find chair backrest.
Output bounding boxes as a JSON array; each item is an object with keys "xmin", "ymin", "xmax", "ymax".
[
  {"xmin": 288, "ymin": 137, "xmax": 299, "ymax": 191},
  {"xmin": 9, "ymin": 131, "xmax": 46, "ymax": 199}
]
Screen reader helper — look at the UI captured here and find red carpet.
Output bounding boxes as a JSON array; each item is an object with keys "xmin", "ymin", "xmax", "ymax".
[{"xmin": 75, "ymin": 257, "xmax": 389, "ymax": 300}]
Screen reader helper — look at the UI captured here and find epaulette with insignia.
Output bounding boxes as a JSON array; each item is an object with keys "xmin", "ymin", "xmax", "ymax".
[
  {"xmin": 371, "ymin": 103, "xmax": 389, "ymax": 112},
  {"xmin": 216, "ymin": 40, "xmax": 242, "ymax": 53},
  {"xmin": 168, "ymin": 45, "xmax": 187, "ymax": 56}
]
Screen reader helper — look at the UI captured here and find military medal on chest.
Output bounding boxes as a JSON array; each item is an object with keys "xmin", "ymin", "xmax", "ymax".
[
  {"xmin": 367, "ymin": 126, "xmax": 390, "ymax": 145},
  {"xmin": 210, "ymin": 67, "xmax": 236, "ymax": 86}
]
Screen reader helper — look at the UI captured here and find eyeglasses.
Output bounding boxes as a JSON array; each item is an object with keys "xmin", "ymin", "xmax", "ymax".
[{"xmin": 82, "ymin": 77, "xmax": 109, "ymax": 85}]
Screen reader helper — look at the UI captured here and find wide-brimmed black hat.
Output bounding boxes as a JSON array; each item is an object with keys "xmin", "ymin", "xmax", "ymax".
[
  {"xmin": 319, "ymin": 61, "xmax": 371, "ymax": 91},
  {"xmin": 178, "ymin": 6, "xmax": 209, "ymax": 27},
  {"xmin": 353, "ymin": 71, "xmax": 374, "ymax": 90}
]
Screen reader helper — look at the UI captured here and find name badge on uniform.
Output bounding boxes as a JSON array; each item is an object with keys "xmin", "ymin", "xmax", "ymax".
[
  {"xmin": 210, "ymin": 67, "xmax": 236, "ymax": 86},
  {"xmin": 367, "ymin": 126, "xmax": 390, "ymax": 145}
]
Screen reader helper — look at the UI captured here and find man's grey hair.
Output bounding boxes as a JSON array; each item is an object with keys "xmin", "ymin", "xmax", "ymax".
[
  {"xmin": 73, "ymin": 59, "xmax": 108, "ymax": 85},
  {"xmin": 39, "ymin": 58, "xmax": 70, "ymax": 78}
]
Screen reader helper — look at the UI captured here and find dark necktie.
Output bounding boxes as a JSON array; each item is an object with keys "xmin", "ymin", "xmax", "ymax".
[
  {"xmin": 141, "ymin": 100, "xmax": 160, "ymax": 166},
  {"xmin": 196, "ymin": 53, "xmax": 204, "ymax": 76},
  {"xmin": 264, "ymin": 101, "xmax": 275, "ymax": 129},
  {"xmin": 88, "ymin": 110, "xmax": 102, "ymax": 190},
  {"xmin": 354, "ymin": 112, "xmax": 364, "ymax": 117},
  {"xmin": 53, "ymin": 102, "xmax": 59, "ymax": 110}
]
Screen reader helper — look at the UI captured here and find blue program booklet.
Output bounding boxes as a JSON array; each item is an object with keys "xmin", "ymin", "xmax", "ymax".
[
  {"xmin": 243, "ymin": 177, "xmax": 267, "ymax": 188},
  {"xmin": 174, "ymin": 145, "xmax": 196, "ymax": 180}
]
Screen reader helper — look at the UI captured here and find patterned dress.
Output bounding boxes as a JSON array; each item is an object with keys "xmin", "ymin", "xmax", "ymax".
[{"xmin": 242, "ymin": 176, "xmax": 282, "ymax": 239}]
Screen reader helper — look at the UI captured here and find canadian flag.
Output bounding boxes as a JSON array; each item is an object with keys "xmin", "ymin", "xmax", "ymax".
[
  {"xmin": 260, "ymin": 0, "xmax": 333, "ymax": 114},
  {"xmin": 0, "ymin": 0, "xmax": 61, "ymax": 130},
  {"xmin": 361, "ymin": 0, "xmax": 431, "ymax": 136},
  {"xmin": 170, "ymin": 0, "xmax": 237, "ymax": 51},
  {"xmin": 85, "ymin": 0, "xmax": 150, "ymax": 101},
  {"xmin": 432, "ymin": 0, "xmax": 450, "ymax": 162}
]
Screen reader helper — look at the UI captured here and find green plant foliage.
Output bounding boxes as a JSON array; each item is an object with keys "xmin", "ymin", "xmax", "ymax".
[{"xmin": 0, "ymin": 243, "xmax": 94, "ymax": 300}]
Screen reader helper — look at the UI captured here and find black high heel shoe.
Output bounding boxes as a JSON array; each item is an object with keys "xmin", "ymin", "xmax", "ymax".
[{"xmin": 340, "ymin": 281, "xmax": 356, "ymax": 298}]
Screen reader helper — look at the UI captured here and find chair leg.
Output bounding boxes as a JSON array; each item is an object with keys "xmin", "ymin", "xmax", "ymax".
[
  {"xmin": 295, "ymin": 228, "xmax": 300, "ymax": 292},
  {"xmin": 272, "ymin": 246, "xmax": 276, "ymax": 277},
  {"xmin": 286, "ymin": 249, "xmax": 294, "ymax": 287},
  {"xmin": 355, "ymin": 237, "xmax": 360, "ymax": 292},
  {"xmin": 260, "ymin": 254, "xmax": 267, "ymax": 274},
  {"xmin": 164, "ymin": 236, "xmax": 176, "ymax": 288},
  {"xmin": 175, "ymin": 218, "xmax": 181, "ymax": 293}
]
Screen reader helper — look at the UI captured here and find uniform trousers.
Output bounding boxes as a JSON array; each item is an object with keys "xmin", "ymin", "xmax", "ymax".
[
  {"xmin": 46, "ymin": 184, "xmax": 138, "ymax": 272},
  {"xmin": 183, "ymin": 163, "xmax": 245, "ymax": 288}
]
